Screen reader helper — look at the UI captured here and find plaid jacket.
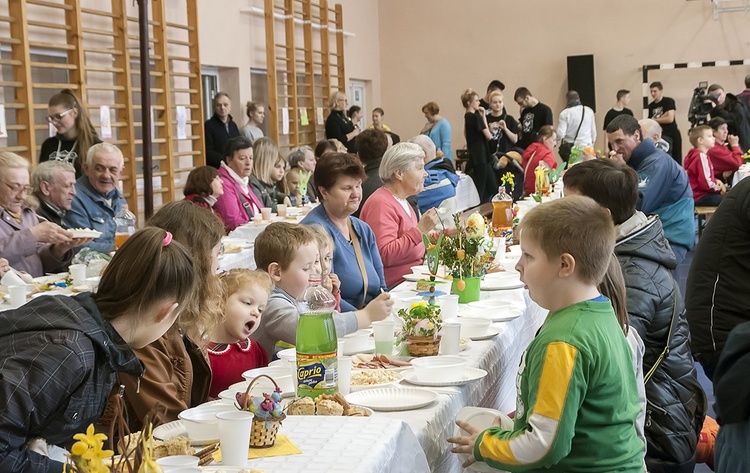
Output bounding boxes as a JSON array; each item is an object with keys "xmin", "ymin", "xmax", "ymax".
[{"xmin": 0, "ymin": 293, "xmax": 144, "ymax": 472}]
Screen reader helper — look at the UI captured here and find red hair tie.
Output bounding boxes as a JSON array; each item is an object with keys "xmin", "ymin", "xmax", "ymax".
[{"xmin": 162, "ymin": 231, "xmax": 172, "ymax": 246}]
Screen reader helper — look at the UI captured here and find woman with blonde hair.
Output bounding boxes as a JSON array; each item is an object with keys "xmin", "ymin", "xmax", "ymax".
[
  {"xmin": 240, "ymin": 101, "xmax": 265, "ymax": 142},
  {"xmin": 325, "ymin": 90, "xmax": 359, "ymax": 153},
  {"xmin": 461, "ymin": 88, "xmax": 496, "ymax": 202},
  {"xmin": 39, "ymin": 89, "xmax": 101, "ymax": 177},
  {"xmin": 250, "ymin": 137, "xmax": 291, "ymax": 212}
]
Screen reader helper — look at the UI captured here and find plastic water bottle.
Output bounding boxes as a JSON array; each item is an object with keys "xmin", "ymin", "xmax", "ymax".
[
  {"xmin": 114, "ymin": 204, "xmax": 136, "ymax": 249},
  {"xmin": 295, "ymin": 274, "xmax": 338, "ymax": 398}
]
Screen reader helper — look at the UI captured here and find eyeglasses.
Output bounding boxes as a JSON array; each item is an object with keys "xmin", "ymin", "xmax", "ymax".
[
  {"xmin": 46, "ymin": 109, "xmax": 74, "ymax": 123},
  {"xmin": 2, "ymin": 182, "xmax": 31, "ymax": 195}
]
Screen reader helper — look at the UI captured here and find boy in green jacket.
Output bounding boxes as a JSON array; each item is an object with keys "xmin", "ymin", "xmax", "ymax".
[{"xmin": 449, "ymin": 195, "xmax": 643, "ymax": 472}]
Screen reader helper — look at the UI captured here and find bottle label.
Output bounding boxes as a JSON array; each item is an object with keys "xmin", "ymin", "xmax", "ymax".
[{"xmin": 296, "ymin": 351, "xmax": 338, "ymax": 398}]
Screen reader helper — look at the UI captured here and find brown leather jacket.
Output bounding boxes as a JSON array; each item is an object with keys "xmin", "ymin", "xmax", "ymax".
[{"xmin": 99, "ymin": 330, "xmax": 212, "ymax": 433}]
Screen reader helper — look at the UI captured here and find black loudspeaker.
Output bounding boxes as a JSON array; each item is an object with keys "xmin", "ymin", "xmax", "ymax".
[{"xmin": 567, "ymin": 55, "xmax": 596, "ymax": 113}]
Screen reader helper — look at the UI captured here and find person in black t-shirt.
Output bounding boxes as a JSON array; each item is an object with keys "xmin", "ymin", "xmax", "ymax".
[
  {"xmin": 513, "ymin": 87, "xmax": 554, "ymax": 150},
  {"xmin": 39, "ymin": 89, "xmax": 101, "ymax": 179},
  {"xmin": 486, "ymin": 91, "xmax": 519, "ymax": 156},
  {"xmin": 603, "ymin": 90, "xmax": 634, "ymax": 151},
  {"xmin": 648, "ymin": 82, "xmax": 682, "ymax": 162},
  {"xmin": 461, "ymin": 88, "xmax": 497, "ymax": 203}
]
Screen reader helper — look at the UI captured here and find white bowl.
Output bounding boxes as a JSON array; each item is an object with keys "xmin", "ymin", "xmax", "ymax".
[
  {"xmin": 468, "ymin": 300, "xmax": 510, "ymax": 318},
  {"xmin": 342, "ymin": 329, "xmax": 372, "ymax": 354},
  {"xmin": 177, "ymin": 404, "xmax": 233, "ymax": 441},
  {"xmin": 456, "ymin": 317, "xmax": 492, "ymax": 338},
  {"xmin": 241, "ymin": 366, "xmax": 294, "ymax": 393},
  {"xmin": 155, "ymin": 455, "xmax": 199, "ymax": 468},
  {"xmin": 410, "ymin": 355, "xmax": 467, "ymax": 383},
  {"xmin": 411, "ymin": 265, "xmax": 428, "ymax": 276}
]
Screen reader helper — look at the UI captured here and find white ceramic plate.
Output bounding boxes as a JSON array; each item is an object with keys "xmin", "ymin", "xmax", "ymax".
[
  {"xmin": 461, "ymin": 306, "xmax": 523, "ymax": 323},
  {"xmin": 402, "ymin": 273, "xmax": 422, "ymax": 282},
  {"xmin": 31, "ymin": 290, "xmax": 69, "ymax": 298},
  {"xmin": 69, "ymin": 229, "xmax": 102, "ymax": 239},
  {"xmin": 222, "ymin": 238, "xmax": 253, "ymax": 249},
  {"xmin": 402, "ymin": 367, "xmax": 487, "ymax": 387},
  {"xmin": 480, "ymin": 274, "xmax": 524, "ymax": 291},
  {"xmin": 468, "ymin": 325, "xmax": 504, "ymax": 341},
  {"xmin": 454, "ymin": 407, "xmax": 514, "ymax": 472},
  {"xmin": 345, "ymin": 387, "xmax": 438, "ymax": 411},
  {"xmin": 343, "ymin": 340, "xmax": 375, "ymax": 356},
  {"xmin": 152, "ymin": 419, "xmax": 218, "ymax": 446},
  {"xmin": 350, "ymin": 370, "xmax": 404, "ymax": 392}
]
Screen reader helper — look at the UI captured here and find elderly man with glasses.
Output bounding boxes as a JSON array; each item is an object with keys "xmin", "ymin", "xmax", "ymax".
[{"xmin": 0, "ymin": 152, "xmax": 89, "ymax": 277}]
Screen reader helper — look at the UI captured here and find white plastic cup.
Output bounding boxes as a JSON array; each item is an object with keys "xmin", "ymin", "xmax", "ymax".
[
  {"xmin": 337, "ymin": 337, "xmax": 345, "ymax": 358},
  {"xmin": 276, "ymin": 204, "xmax": 287, "ymax": 217},
  {"xmin": 84, "ymin": 276, "xmax": 101, "ymax": 292},
  {"xmin": 338, "ymin": 355, "xmax": 352, "ymax": 396},
  {"xmin": 8, "ymin": 285, "xmax": 27, "ymax": 308},
  {"xmin": 69, "ymin": 264, "xmax": 87, "ymax": 286},
  {"xmin": 494, "ymin": 237, "xmax": 506, "ymax": 261},
  {"xmin": 216, "ymin": 411, "xmax": 253, "ymax": 467},
  {"xmin": 155, "ymin": 455, "xmax": 199, "ymax": 469},
  {"xmin": 437, "ymin": 294, "xmax": 459, "ymax": 320},
  {"xmin": 261, "ymin": 207, "xmax": 272, "ymax": 220},
  {"xmin": 371, "ymin": 320, "xmax": 395, "ymax": 355},
  {"xmin": 1, "ymin": 271, "xmax": 25, "ymax": 287},
  {"xmin": 440, "ymin": 323, "xmax": 462, "ymax": 355}
]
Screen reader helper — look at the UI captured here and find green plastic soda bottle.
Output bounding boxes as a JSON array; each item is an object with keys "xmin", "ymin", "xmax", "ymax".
[{"xmin": 295, "ymin": 274, "xmax": 338, "ymax": 398}]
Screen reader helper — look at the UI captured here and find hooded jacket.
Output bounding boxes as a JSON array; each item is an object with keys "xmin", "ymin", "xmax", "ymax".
[
  {"xmin": 0, "ymin": 293, "xmax": 143, "ymax": 473},
  {"xmin": 616, "ymin": 213, "xmax": 706, "ymax": 472}
]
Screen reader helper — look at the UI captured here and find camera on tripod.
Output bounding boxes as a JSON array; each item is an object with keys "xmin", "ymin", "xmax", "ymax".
[{"xmin": 688, "ymin": 81, "xmax": 719, "ymax": 128}]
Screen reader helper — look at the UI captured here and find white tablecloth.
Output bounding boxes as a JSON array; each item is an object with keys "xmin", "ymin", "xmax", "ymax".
[
  {"xmin": 731, "ymin": 163, "xmax": 750, "ymax": 187},
  {"xmin": 455, "ymin": 173, "xmax": 480, "ymax": 211},
  {"xmin": 241, "ymin": 416, "xmax": 429, "ymax": 473},
  {"xmin": 387, "ymin": 279, "xmax": 547, "ymax": 472}
]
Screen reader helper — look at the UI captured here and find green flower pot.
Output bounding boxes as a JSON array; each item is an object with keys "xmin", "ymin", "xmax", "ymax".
[{"xmin": 452, "ymin": 277, "xmax": 481, "ymax": 303}]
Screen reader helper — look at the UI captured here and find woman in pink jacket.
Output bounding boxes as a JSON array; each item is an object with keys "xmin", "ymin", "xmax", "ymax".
[
  {"xmin": 360, "ymin": 142, "xmax": 439, "ymax": 287},
  {"xmin": 521, "ymin": 125, "xmax": 558, "ymax": 196},
  {"xmin": 213, "ymin": 136, "xmax": 263, "ymax": 233}
]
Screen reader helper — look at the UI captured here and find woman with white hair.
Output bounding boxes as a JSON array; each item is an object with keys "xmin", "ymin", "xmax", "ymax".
[
  {"xmin": 0, "ymin": 152, "xmax": 90, "ymax": 277},
  {"xmin": 360, "ymin": 142, "xmax": 440, "ymax": 287},
  {"xmin": 325, "ymin": 91, "xmax": 360, "ymax": 153}
]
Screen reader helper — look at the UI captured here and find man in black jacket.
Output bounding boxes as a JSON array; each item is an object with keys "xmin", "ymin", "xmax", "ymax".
[
  {"xmin": 204, "ymin": 92, "xmax": 240, "ymax": 168},
  {"xmin": 31, "ymin": 160, "xmax": 76, "ymax": 227},
  {"xmin": 708, "ymin": 83, "xmax": 750, "ymax": 152},
  {"xmin": 686, "ymin": 176, "xmax": 750, "ymax": 380},
  {"xmin": 565, "ymin": 159, "xmax": 706, "ymax": 473}
]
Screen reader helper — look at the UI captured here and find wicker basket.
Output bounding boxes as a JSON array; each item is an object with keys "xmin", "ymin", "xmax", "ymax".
[
  {"xmin": 241, "ymin": 374, "xmax": 286, "ymax": 448},
  {"xmin": 407, "ymin": 335, "xmax": 441, "ymax": 357}
]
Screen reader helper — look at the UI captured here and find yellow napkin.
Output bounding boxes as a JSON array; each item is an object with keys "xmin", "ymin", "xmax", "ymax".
[{"xmin": 213, "ymin": 435, "xmax": 302, "ymax": 461}]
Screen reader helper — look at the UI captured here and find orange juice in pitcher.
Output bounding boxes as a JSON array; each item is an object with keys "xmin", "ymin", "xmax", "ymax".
[{"xmin": 491, "ymin": 187, "xmax": 513, "ymax": 236}]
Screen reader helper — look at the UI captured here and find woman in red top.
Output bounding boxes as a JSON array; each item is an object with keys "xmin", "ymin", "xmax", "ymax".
[
  {"xmin": 183, "ymin": 165, "xmax": 224, "ymax": 215},
  {"xmin": 208, "ymin": 268, "xmax": 274, "ymax": 398},
  {"xmin": 521, "ymin": 125, "xmax": 558, "ymax": 196}
]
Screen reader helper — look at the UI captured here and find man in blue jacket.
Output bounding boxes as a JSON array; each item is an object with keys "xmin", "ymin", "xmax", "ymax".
[
  {"xmin": 64, "ymin": 142, "xmax": 126, "ymax": 254},
  {"xmin": 606, "ymin": 115, "xmax": 694, "ymax": 263},
  {"xmin": 409, "ymin": 135, "xmax": 459, "ymax": 229}
]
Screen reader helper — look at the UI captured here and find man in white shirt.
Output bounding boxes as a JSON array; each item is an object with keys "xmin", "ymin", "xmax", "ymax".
[{"xmin": 557, "ymin": 90, "xmax": 597, "ymax": 151}]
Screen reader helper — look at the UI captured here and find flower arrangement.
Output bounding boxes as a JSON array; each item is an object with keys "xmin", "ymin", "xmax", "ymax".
[
  {"xmin": 63, "ymin": 424, "xmax": 114, "ymax": 473},
  {"xmin": 437, "ymin": 213, "xmax": 493, "ymax": 282},
  {"xmin": 396, "ymin": 301, "xmax": 442, "ymax": 344}
]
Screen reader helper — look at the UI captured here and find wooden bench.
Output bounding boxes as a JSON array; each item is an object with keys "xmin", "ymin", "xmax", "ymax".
[{"xmin": 695, "ymin": 206, "xmax": 717, "ymax": 238}]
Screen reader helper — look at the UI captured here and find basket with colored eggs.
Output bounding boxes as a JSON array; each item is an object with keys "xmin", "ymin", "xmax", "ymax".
[{"xmin": 235, "ymin": 374, "xmax": 286, "ymax": 448}]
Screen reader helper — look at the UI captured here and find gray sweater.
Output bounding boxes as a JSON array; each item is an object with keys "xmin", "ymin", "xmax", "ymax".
[{"xmin": 250, "ymin": 286, "xmax": 359, "ymax": 360}]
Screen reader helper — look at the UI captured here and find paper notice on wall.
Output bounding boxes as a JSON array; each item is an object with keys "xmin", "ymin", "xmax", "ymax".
[
  {"xmin": 49, "ymin": 122, "xmax": 56, "ymax": 137},
  {"xmin": 99, "ymin": 105, "xmax": 112, "ymax": 139},
  {"xmin": 282, "ymin": 107, "xmax": 290, "ymax": 135},
  {"xmin": 176, "ymin": 106, "xmax": 187, "ymax": 139},
  {"xmin": 299, "ymin": 108, "xmax": 309, "ymax": 127},
  {"xmin": 316, "ymin": 107, "xmax": 324, "ymax": 125},
  {"xmin": 0, "ymin": 104, "xmax": 7, "ymax": 138}
]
